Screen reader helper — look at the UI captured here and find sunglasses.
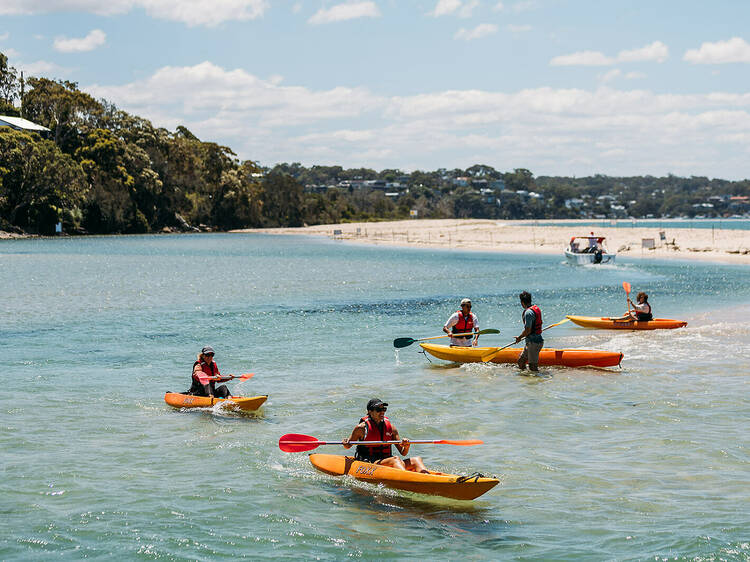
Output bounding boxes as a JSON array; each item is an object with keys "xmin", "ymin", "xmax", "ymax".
[
  {"xmin": 374, "ymin": 407, "xmax": 387, "ymax": 412},
  {"xmin": 205, "ymin": 353, "xmax": 214, "ymax": 357}
]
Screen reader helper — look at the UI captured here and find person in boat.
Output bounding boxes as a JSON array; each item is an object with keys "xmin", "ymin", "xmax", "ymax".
[
  {"xmin": 627, "ymin": 291, "xmax": 653, "ymax": 321},
  {"xmin": 189, "ymin": 346, "xmax": 232, "ymax": 398},
  {"xmin": 443, "ymin": 298, "xmax": 479, "ymax": 347},
  {"xmin": 515, "ymin": 291, "xmax": 543, "ymax": 372},
  {"xmin": 343, "ymin": 398, "xmax": 429, "ymax": 473}
]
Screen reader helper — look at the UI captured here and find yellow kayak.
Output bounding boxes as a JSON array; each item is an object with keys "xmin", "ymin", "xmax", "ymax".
[
  {"xmin": 164, "ymin": 392, "xmax": 267, "ymax": 411},
  {"xmin": 567, "ymin": 315, "xmax": 688, "ymax": 330},
  {"xmin": 420, "ymin": 343, "xmax": 622, "ymax": 368},
  {"xmin": 309, "ymin": 454, "xmax": 499, "ymax": 500}
]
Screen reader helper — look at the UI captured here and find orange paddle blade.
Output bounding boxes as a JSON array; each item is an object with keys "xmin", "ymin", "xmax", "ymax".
[
  {"xmin": 433, "ymin": 439, "xmax": 483, "ymax": 446},
  {"xmin": 237, "ymin": 373, "xmax": 254, "ymax": 381},
  {"xmin": 622, "ymin": 281, "xmax": 631, "ymax": 295}
]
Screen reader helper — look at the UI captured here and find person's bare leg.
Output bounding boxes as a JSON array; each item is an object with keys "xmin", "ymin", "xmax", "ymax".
[
  {"xmin": 404, "ymin": 457, "xmax": 429, "ymax": 473},
  {"xmin": 375, "ymin": 457, "xmax": 407, "ymax": 470}
]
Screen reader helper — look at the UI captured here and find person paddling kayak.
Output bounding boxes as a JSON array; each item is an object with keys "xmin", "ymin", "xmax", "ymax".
[
  {"xmin": 443, "ymin": 298, "xmax": 479, "ymax": 347},
  {"xmin": 189, "ymin": 346, "xmax": 232, "ymax": 398},
  {"xmin": 627, "ymin": 291, "xmax": 653, "ymax": 321},
  {"xmin": 515, "ymin": 291, "xmax": 544, "ymax": 372},
  {"xmin": 343, "ymin": 399, "xmax": 429, "ymax": 473}
]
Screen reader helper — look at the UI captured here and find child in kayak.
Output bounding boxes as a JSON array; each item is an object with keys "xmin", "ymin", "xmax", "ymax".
[
  {"xmin": 188, "ymin": 346, "xmax": 232, "ymax": 398},
  {"xmin": 343, "ymin": 398, "xmax": 429, "ymax": 473},
  {"xmin": 628, "ymin": 291, "xmax": 653, "ymax": 321}
]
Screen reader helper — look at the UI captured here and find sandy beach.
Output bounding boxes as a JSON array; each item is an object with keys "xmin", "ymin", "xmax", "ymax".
[{"xmin": 234, "ymin": 219, "xmax": 750, "ymax": 265}]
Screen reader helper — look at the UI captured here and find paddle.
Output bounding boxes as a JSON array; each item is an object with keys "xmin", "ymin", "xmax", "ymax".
[
  {"xmin": 623, "ymin": 281, "xmax": 632, "ymax": 317},
  {"xmin": 393, "ymin": 328, "xmax": 500, "ymax": 348},
  {"xmin": 278, "ymin": 433, "xmax": 484, "ymax": 453},
  {"xmin": 480, "ymin": 319, "xmax": 571, "ymax": 362},
  {"xmin": 208, "ymin": 373, "xmax": 254, "ymax": 382}
]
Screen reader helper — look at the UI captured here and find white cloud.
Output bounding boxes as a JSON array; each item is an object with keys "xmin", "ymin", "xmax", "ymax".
[
  {"xmin": 458, "ymin": 0, "xmax": 479, "ymax": 18},
  {"xmin": 684, "ymin": 37, "xmax": 750, "ymax": 64},
  {"xmin": 429, "ymin": 0, "xmax": 461, "ymax": 17},
  {"xmin": 600, "ymin": 69, "xmax": 621, "ymax": 83},
  {"xmin": 82, "ymin": 61, "xmax": 750, "ymax": 178},
  {"xmin": 550, "ymin": 50, "xmax": 614, "ymax": 66},
  {"xmin": 617, "ymin": 41, "xmax": 668, "ymax": 63},
  {"xmin": 552, "ymin": 41, "xmax": 669, "ymax": 67},
  {"xmin": 292, "ymin": 2, "xmax": 301, "ymax": 14},
  {"xmin": 0, "ymin": 0, "xmax": 269, "ymax": 26},
  {"xmin": 625, "ymin": 71, "xmax": 645, "ymax": 80},
  {"xmin": 0, "ymin": 32, "xmax": 9, "ymax": 41},
  {"xmin": 455, "ymin": 23, "xmax": 498, "ymax": 41},
  {"xmin": 428, "ymin": 0, "xmax": 477, "ymax": 18},
  {"xmin": 18, "ymin": 59, "xmax": 71, "ymax": 76},
  {"xmin": 506, "ymin": 24, "xmax": 531, "ymax": 33},
  {"xmin": 308, "ymin": 1, "xmax": 380, "ymax": 25},
  {"xmin": 3, "ymin": 47, "xmax": 20, "ymax": 58},
  {"xmin": 492, "ymin": 2, "xmax": 504, "ymax": 11},
  {"xmin": 54, "ymin": 29, "xmax": 106, "ymax": 53}
]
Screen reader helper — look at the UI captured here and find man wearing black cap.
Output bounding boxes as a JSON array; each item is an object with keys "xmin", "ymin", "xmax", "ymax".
[
  {"xmin": 189, "ymin": 346, "xmax": 232, "ymax": 398},
  {"xmin": 343, "ymin": 399, "xmax": 428, "ymax": 472}
]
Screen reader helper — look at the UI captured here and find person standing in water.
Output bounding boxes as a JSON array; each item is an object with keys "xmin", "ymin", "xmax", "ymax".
[
  {"xmin": 515, "ymin": 291, "xmax": 544, "ymax": 372},
  {"xmin": 443, "ymin": 298, "xmax": 479, "ymax": 347}
]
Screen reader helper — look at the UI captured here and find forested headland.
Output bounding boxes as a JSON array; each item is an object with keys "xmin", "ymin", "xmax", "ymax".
[{"xmin": 2, "ymin": 52, "xmax": 749, "ymax": 236}]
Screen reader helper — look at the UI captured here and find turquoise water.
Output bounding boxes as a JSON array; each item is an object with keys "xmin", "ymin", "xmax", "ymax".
[
  {"xmin": 2, "ymin": 233, "xmax": 749, "ymax": 560},
  {"xmin": 528, "ymin": 218, "xmax": 750, "ymax": 230}
]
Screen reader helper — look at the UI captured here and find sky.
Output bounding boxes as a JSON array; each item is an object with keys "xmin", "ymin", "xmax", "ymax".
[{"xmin": 1, "ymin": 0, "xmax": 750, "ymax": 179}]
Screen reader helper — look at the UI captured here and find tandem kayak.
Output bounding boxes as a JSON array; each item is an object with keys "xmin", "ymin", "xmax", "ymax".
[
  {"xmin": 419, "ymin": 343, "xmax": 622, "ymax": 368},
  {"xmin": 164, "ymin": 392, "xmax": 267, "ymax": 411},
  {"xmin": 567, "ymin": 315, "xmax": 688, "ymax": 330},
  {"xmin": 309, "ymin": 454, "xmax": 499, "ymax": 500}
]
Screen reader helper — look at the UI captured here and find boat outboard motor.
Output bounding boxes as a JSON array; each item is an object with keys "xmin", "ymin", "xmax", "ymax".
[{"xmin": 593, "ymin": 249, "xmax": 603, "ymax": 264}]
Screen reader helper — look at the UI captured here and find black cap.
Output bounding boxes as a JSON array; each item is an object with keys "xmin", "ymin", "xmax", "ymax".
[
  {"xmin": 367, "ymin": 398, "xmax": 388, "ymax": 410},
  {"xmin": 201, "ymin": 346, "xmax": 215, "ymax": 355}
]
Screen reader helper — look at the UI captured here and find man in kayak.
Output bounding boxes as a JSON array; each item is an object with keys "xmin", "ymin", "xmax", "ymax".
[
  {"xmin": 343, "ymin": 399, "xmax": 429, "ymax": 473},
  {"xmin": 443, "ymin": 298, "xmax": 479, "ymax": 346},
  {"xmin": 189, "ymin": 346, "xmax": 232, "ymax": 398},
  {"xmin": 515, "ymin": 291, "xmax": 543, "ymax": 372},
  {"xmin": 627, "ymin": 291, "xmax": 653, "ymax": 321}
]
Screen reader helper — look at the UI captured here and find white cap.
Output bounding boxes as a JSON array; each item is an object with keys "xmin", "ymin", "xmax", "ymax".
[{"xmin": 460, "ymin": 298, "xmax": 471, "ymax": 305}]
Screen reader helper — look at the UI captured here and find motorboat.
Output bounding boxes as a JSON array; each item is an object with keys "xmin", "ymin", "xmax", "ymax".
[{"xmin": 564, "ymin": 235, "xmax": 615, "ymax": 265}]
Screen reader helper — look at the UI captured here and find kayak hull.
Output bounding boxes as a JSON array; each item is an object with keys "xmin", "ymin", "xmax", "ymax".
[
  {"xmin": 567, "ymin": 315, "xmax": 688, "ymax": 330},
  {"xmin": 419, "ymin": 343, "xmax": 622, "ymax": 368},
  {"xmin": 164, "ymin": 392, "xmax": 267, "ymax": 411},
  {"xmin": 309, "ymin": 454, "xmax": 499, "ymax": 500}
]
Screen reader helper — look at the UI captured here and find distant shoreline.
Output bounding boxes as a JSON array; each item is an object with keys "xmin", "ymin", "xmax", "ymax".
[{"xmin": 232, "ymin": 218, "xmax": 750, "ymax": 265}]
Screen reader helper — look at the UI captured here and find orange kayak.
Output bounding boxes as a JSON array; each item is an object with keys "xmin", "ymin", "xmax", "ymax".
[
  {"xmin": 567, "ymin": 315, "xmax": 687, "ymax": 330},
  {"xmin": 309, "ymin": 454, "xmax": 499, "ymax": 500},
  {"xmin": 419, "ymin": 343, "xmax": 622, "ymax": 368},
  {"xmin": 164, "ymin": 392, "xmax": 267, "ymax": 411}
]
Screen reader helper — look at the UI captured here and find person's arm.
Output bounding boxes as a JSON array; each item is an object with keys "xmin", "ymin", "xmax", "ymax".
[
  {"xmin": 392, "ymin": 427, "xmax": 410, "ymax": 456},
  {"xmin": 193, "ymin": 364, "xmax": 214, "ymax": 397},
  {"xmin": 472, "ymin": 314, "xmax": 479, "ymax": 346},
  {"xmin": 443, "ymin": 313, "xmax": 457, "ymax": 335},
  {"xmin": 342, "ymin": 423, "xmax": 366, "ymax": 449},
  {"xmin": 516, "ymin": 311, "xmax": 533, "ymax": 342}
]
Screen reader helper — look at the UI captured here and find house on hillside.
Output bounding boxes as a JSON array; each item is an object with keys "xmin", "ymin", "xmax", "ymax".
[{"xmin": 0, "ymin": 115, "xmax": 51, "ymax": 137}]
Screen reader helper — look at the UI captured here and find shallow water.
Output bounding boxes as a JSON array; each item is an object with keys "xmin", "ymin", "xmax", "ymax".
[{"xmin": 2, "ymin": 233, "xmax": 749, "ymax": 560}]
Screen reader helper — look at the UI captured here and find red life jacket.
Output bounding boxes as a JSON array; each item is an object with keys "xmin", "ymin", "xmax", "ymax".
[
  {"xmin": 528, "ymin": 305, "xmax": 542, "ymax": 335},
  {"xmin": 452, "ymin": 311, "xmax": 475, "ymax": 335},
  {"xmin": 355, "ymin": 415, "xmax": 394, "ymax": 461},
  {"xmin": 192, "ymin": 359, "xmax": 219, "ymax": 385}
]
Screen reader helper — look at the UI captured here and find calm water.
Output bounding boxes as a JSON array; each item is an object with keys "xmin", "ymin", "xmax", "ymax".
[{"xmin": 2, "ymin": 233, "xmax": 749, "ymax": 560}]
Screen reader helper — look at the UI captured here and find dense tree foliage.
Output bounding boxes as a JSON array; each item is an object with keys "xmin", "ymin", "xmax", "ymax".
[{"xmin": 1, "ymin": 52, "xmax": 749, "ymax": 235}]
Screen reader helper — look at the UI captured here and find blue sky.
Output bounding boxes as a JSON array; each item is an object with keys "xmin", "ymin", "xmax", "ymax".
[{"xmin": 2, "ymin": 0, "xmax": 750, "ymax": 179}]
